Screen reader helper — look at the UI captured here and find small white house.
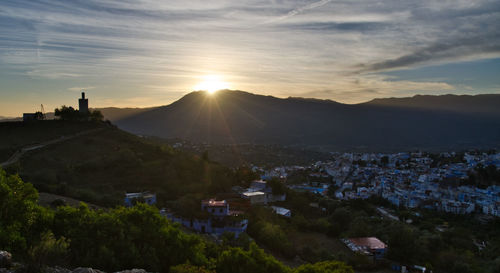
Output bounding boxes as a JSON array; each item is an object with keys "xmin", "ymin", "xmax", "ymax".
[
  {"xmin": 271, "ymin": 206, "xmax": 291, "ymax": 217},
  {"xmin": 242, "ymin": 191, "xmax": 267, "ymax": 204}
]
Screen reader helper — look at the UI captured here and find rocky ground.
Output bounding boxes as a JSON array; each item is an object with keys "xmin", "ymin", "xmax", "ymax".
[{"xmin": 0, "ymin": 250, "xmax": 151, "ymax": 273}]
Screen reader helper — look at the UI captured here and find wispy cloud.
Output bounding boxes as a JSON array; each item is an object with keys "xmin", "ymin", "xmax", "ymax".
[
  {"xmin": 0, "ymin": 0, "xmax": 499, "ymax": 116},
  {"xmin": 67, "ymin": 86, "xmax": 95, "ymax": 92},
  {"xmin": 264, "ymin": 0, "xmax": 333, "ymax": 24}
]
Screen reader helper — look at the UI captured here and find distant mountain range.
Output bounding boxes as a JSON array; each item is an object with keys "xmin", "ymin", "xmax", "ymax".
[
  {"xmin": 364, "ymin": 94, "xmax": 500, "ymax": 115},
  {"xmin": 107, "ymin": 90, "xmax": 500, "ymax": 151},
  {"xmin": 96, "ymin": 106, "xmax": 157, "ymax": 121},
  {"xmin": 3, "ymin": 91, "xmax": 498, "ymax": 151}
]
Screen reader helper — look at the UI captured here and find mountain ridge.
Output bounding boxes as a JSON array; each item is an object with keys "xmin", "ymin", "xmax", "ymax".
[
  {"xmin": 363, "ymin": 93, "xmax": 500, "ymax": 116},
  {"xmin": 109, "ymin": 90, "xmax": 500, "ymax": 151}
]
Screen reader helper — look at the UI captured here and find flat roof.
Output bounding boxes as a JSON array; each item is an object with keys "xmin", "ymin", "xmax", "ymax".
[
  {"xmin": 271, "ymin": 206, "xmax": 290, "ymax": 215},
  {"xmin": 125, "ymin": 192, "xmax": 155, "ymax": 198},
  {"xmin": 202, "ymin": 199, "xmax": 227, "ymax": 207},
  {"xmin": 348, "ymin": 237, "xmax": 387, "ymax": 250},
  {"xmin": 242, "ymin": 191, "xmax": 265, "ymax": 197}
]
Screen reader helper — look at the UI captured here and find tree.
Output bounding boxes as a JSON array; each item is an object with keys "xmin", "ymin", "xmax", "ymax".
[
  {"xmin": 54, "ymin": 106, "xmax": 103, "ymax": 121},
  {"xmin": 387, "ymin": 224, "xmax": 417, "ymax": 263},
  {"xmin": 267, "ymin": 177, "xmax": 287, "ymax": 195},
  {"xmin": 89, "ymin": 110, "xmax": 104, "ymax": 122},
  {"xmin": 26, "ymin": 231, "xmax": 69, "ymax": 272},
  {"xmin": 54, "ymin": 106, "xmax": 81, "ymax": 120},
  {"xmin": 329, "ymin": 208, "xmax": 352, "ymax": 230},
  {"xmin": 0, "ymin": 169, "xmax": 49, "ymax": 255},
  {"xmin": 216, "ymin": 242, "xmax": 290, "ymax": 273}
]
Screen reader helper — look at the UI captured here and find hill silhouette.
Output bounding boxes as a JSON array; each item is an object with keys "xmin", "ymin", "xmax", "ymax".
[
  {"xmin": 112, "ymin": 90, "xmax": 500, "ymax": 151},
  {"xmin": 364, "ymin": 94, "xmax": 500, "ymax": 116},
  {"xmin": 1, "ymin": 120, "xmax": 242, "ymax": 207}
]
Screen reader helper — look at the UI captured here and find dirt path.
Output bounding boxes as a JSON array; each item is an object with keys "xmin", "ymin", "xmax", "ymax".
[{"xmin": 0, "ymin": 128, "xmax": 102, "ymax": 168}]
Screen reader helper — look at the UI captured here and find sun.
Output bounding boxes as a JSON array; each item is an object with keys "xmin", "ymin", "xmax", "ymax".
[{"xmin": 193, "ymin": 75, "xmax": 230, "ymax": 94}]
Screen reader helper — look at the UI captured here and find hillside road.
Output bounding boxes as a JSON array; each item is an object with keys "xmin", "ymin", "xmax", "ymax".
[{"xmin": 0, "ymin": 128, "xmax": 102, "ymax": 168}]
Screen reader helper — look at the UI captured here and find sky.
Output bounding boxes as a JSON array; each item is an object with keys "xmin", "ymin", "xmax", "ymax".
[{"xmin": 0, "ymin": 0, "xmax": 499, "ymax": 117}]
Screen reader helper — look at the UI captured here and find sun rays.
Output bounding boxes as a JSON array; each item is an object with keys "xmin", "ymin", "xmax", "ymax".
[{"xmin": 193, "ymin": 75, "xmax": 230, "ymax": 94}]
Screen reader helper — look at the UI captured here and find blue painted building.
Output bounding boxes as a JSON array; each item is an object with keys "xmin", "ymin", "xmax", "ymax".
[
  {"xmin": 124, "ymin": 192, "xmax": 157, "ymax": 207},
  {"xmin": 164, "ymin": 199, "xmax": 248, "ymax": 237}
]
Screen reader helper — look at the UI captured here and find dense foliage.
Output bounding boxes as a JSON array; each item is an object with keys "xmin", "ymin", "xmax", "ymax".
[
  {"xmin": 54, "ymin": 105, "xmax": 103, "ymax": 122},
  {"xmin": 13, "ymin": 125, "xmax": 256, "ymax": 207},
  {"xmin": 0, "ymin": 169, "xmax": 353, "ymax": 273},
  {"xmin": 246, "ymin": 185, "xmax": 500, "ymax": 273}
]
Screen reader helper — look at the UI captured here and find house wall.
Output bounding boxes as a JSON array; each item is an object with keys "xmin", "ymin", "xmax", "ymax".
[
  {"xmin": 201, "ymin": 203, "xmax": 229, "ymax": 217},
  {"xmin": 249, "ymin": 194, "xmax": 267, "ymax": 204}
]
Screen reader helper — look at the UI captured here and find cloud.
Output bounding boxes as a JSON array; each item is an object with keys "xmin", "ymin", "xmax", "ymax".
[
  {"xmin": 359, "ymin": 34, "xmax": 500, "ymax": 72},
  {"xmin": 0, "ymin": 0, "xmax": 498, "ymax": 113},
  {"xmin": 264, "ymin": 0, "xmax": 333, "ymax": 24},
  {"xmin": 67, "ymin": 86, "xmax": 95, "ymax": 92}
]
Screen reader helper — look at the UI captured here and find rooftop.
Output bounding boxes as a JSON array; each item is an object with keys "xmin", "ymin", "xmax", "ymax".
[
  {"xmin": 348, "ymin": 237, "xmax": 387, "ymax": 250},
  {"xmin": 202, "ymin": 199, "xmax": 227, "ymax": 207},
  {"xmin": 125, "ymin": 192, "xmax": 155, "ymax": 199},
  {"xmin": 242, "ymin": 191, "xmax": 265, "ymax": 197}
]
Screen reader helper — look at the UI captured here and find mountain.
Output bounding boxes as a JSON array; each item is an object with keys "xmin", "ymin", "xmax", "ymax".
[
  {"xmin": 364, "ymin": 94, "xmax": 500, "ymax": 116},
  {"xmin": 94, "ymin": 106, "xmax": 157, "ymax": 121},
  {"xmin": 0, "ymin": 116, "xmax": 21, "ymax": 122},
  {"xmin": 112, "ymin": 90, "xmax": 500, "ymax": 151}
]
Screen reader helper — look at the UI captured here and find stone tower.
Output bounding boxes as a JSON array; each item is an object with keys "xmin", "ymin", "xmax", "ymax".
[{"xmin": 79, "ymin": 92, "xmax": 89, "ymax": 113}]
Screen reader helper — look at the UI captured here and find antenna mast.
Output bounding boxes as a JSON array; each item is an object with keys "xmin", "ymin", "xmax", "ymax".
[{"xmin": 40, "ymin": 104, "xmax": 46, "ymax": 120}]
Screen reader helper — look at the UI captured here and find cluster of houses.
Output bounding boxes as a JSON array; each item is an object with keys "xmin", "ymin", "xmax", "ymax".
[
  {"xmin": 124, "ymin": 179, "xmax": 292, "ymax": 238},
  {"xmin": 255, "ymin": 151, "xmax": 500, "ymax": 217}
]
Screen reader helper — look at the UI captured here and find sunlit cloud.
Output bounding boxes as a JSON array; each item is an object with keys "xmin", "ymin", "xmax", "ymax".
[
  {"xmin": 67, "ymin": 86, "xmax": 96, "ymax": 92},
  {"xmin": 0, "ymin": 0, "xmax": 499, "ymax": 116}
]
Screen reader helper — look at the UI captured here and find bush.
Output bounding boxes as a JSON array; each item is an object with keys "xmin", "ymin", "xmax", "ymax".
[
  {"xmin": 26, "ymin": 231, "xmax": 69, "ymax": 272},
  {"xmin": 216, "ymin": 242, "xmax": 290, "ymax": 273},
  {"xmin": 294, "ymin": 260, "xmax": 354, "ymax": 273}
]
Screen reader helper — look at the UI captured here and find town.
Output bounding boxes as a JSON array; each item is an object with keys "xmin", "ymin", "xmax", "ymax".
[{"xmin": 253, "ymin": 151, "xmax": 500, "ymax": 217}]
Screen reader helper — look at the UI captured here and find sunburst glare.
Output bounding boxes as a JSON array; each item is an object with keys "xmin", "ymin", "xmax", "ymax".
[{"xmin": 193, "ymin": 75, "xmax": 230, "ymax": 94}]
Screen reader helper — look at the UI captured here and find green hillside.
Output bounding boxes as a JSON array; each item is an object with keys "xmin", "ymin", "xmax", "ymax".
[
  {"xmin": 0, "ymin": 121, "xmax": 105, "ymax": 162},
  {"xmin": 4, "ymin": 121, "xmax": 247, "ymax": 207}
]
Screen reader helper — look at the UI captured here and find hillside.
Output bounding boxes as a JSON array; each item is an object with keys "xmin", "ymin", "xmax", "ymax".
[
  {"xmin": 364, "ymin": 94, "xmax": 500, "ymax": 116},
  {"xmin": 95, "ymin": 106, "xmax": 157, "ymax": 121},
  {"xmin": 0, "ymin": 121, "xmax": 106, "ymax": 162},
  {"xmin": 113, "ymin": 90, "xmax": 500, "ymax": 151},
  {"xmin": 2, "ymin": 121, "xmax": 243, "ymax": 206}
]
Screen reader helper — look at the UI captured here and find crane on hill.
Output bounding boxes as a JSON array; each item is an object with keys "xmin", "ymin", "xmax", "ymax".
[{"xmin": 38, "ymin": 104, "xmax": 46, "ymax": 120}]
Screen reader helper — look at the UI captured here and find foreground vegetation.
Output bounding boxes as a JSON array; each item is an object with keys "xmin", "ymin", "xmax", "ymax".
[
  {"xmin": 3, "ymin": 121, "xmax": 500, "ymax": 273},
  {"xmin": 0, "ymin": 169, "xmax": 353, "ymax": 273},
  {"xmin": 3, "ymin": 121, "xmax": 256, "ymax": 207},
  {"xmin": 245, "ymin": 188, "xmax": 500, "ymax": 273}
]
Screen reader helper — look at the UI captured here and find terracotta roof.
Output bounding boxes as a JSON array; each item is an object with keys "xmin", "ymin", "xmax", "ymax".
[{"xmin": 349, "ymin": 237, "xmax": 387, "ymax": 250}]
